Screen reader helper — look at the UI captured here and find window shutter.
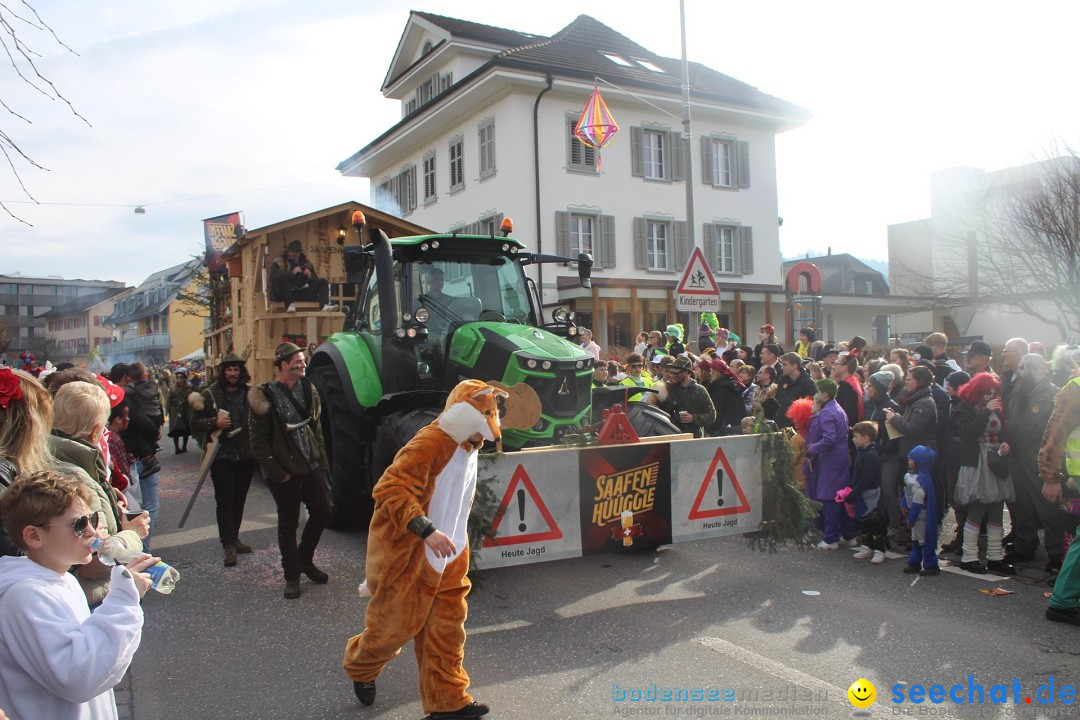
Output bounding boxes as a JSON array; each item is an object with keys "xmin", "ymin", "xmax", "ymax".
[
  {"xmin": 634, "ymin": 217, "xmax": 647, "ymax": 269},
  {"xmin": 732, "ymin": 227, "xmax": 743, "ymax": 274},
  {"xmin": 739, "ymin": 226, "xmax": 754, "ymax": 274},
  {"xmin": 704, "ymin": 223, "xmax": 718, "ymax": 270},
  {"xmin": 569, "ymin": 120, "xmax": 582, "ymax": 166},
  {"xmin": 701, "ymin": 135, "xmax": 714, "ymax": 185},
  {"xmin": 631, "ymin": 126, "xmax": 644, "ymax": 177},
  {"xmin": 601, "ymin": 214, "xmax": 616, "ymax": 268},
  {"xmin": 674, "ymin": 221, "xmax": 689, "ymax": 271},
  {"xmin": 555, "ymin": 211, "xmax": 571, "ymax": 257},
  {"xmin": 736, "ymin": 140, "xmax": 750, "ymax": 188},
  {"xmin": 670, "ymin": 131, "xmax": 684, "ymax": 181}
]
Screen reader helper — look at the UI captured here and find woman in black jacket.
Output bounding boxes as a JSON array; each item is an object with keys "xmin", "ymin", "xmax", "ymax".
[{"xmin": 698, "ymin": 356, "xmax": 746, "ymax": 436}]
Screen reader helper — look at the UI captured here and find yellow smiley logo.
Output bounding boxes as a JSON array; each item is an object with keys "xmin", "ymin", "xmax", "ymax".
[{"xmin": 847, "ymin": 678, "xmax": 876, "ymax": 709}]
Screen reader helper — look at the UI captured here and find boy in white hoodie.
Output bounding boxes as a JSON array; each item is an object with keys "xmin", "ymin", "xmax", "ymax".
[{"xmin": 0, "ymin": 470, "xmax": 156, "ymax": 720}]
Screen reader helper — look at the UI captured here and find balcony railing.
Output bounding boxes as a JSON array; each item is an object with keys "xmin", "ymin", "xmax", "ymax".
[{"xmin": 98, "ymin": 333, "xmax": 172, "ymax": 353}]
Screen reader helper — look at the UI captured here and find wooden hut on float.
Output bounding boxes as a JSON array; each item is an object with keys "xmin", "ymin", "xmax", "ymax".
[{"xmin": 209, "ymin": 201, "xmax": 430, "ymax": 383}]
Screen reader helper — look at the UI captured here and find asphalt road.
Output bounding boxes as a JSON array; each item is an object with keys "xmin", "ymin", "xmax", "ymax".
[{"xmin": 125, "ymin": 449, "xmax": 1078, "ymax": 720}]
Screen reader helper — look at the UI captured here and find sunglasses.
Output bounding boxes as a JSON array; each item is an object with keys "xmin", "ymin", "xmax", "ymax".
[
  {"xmin": 628, "ymin": 363, "xmax": 643, "ymax": 368},
  {"xmin": 36, "ymin": 511, "xmax": 101, "ymax": 538}
]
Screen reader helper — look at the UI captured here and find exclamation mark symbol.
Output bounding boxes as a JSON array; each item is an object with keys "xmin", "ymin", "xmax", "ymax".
[
  {"xmin": 517, "ymin": 489, "xmax": 527, "ymax": 532},
  {"xmin": 715, "ymin": 468, "xmax": 725, "ymax": 507}
]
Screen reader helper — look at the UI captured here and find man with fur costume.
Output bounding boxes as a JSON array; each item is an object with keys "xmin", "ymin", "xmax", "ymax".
[{"xmin": 344, "ymin": 379, "xmax": 507, "ymax": 719}]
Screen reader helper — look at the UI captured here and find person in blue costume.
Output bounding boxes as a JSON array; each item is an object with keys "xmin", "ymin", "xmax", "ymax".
[{"xmin": 901, "ymin": 445, "xmax": 940, "ymax": 575}]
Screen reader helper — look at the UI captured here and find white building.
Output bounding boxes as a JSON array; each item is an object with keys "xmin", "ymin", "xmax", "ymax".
[
  {"xmin": 888, "ymin": 159, "xmax": 1077, "ymax": 346},
  {"xmin": 338, "ymin": 11, "xmax": 808, "ymax": 351}
]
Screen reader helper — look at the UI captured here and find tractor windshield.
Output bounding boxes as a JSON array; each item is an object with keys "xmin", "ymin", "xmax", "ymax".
[{"xmin": 410, "ymin": 254, "xmax": 533, "ymax": 330}]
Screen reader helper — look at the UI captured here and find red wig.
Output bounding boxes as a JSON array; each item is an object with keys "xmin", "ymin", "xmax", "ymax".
[
  {"xmin": 786, "ymin": 396, "xmax": 815, "ymax": 436},
  {"xmin": 957, "ymin": 371, "xmax": 1000, "ymax": 406}
]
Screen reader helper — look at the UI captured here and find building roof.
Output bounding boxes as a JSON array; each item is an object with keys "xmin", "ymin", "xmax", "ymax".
[
  {"xmin": 340, "ymin": 12, "xmax": 809, "ymax": 173},
  {"xmin": 36, "ymin": 288, "xmax": 129, "ymax": 319},
  {"xmin": 783, "ymin": 253, "xmax": 884, "ymax": 276},
  {"xmin": 496, "ymin": 15, "xmax": 806, "ymax": 118},
  {"xmin": 104, "ymin": 259, "xmax": 201, "ymax": 326},
  {"xmin": 412, "ymin": 11, "xmax": 541, "ymax": 49}
]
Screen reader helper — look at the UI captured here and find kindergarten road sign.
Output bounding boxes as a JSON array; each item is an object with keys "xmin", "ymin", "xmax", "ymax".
[{"xmin": 676, "ymin": 247, "xmax": 720, "ymax": 312}]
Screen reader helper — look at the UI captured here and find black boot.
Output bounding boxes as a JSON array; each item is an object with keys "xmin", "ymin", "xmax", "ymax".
[
  {"xmin": 284, "ymin": 576, "xmax": 301, "ymax": 599},
  {"xmin": 299, "ymin": 561, "xmax": 329, "ymax": 584},
  {"xmin": 353, "ymin": 681, "xmax": 376, "ymax": 706},
  {"xmin": 428, "ymin": 701, "xmax": 490, "ymax": 719}
]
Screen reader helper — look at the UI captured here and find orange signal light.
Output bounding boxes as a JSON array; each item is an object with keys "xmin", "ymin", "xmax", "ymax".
[
  {"xmin": 500, "ymin": 217, "xmax": 514, "ymax": 237},
  {"xmin": 351, "ymin": 210, "xmax": 366, "ymax": 227}
]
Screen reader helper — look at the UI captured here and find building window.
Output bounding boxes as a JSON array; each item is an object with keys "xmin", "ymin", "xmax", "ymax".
[
  {"xmin": 631, "ymin": 126, "xmax": 683, "ymax": 181},
  {"xmin": 375, "ymin": 165, "xmax": 417, "ymax": 216},
  {"xmin": 567, "ymin": 117, "xmax": 597, "ymax": 172},
  {"xmin": 571, "ymin": 215, "xmax": 594, "ymax": 258},
  {"xmin": 478, "ymin": 118, "xmax": 496, "ymax": 179},
  {"xmin": 643, "ymin": 130, "xmax": 665, "ymax": 180},
  {"xmin": 647, "ymin": 221, "xmax": 668, "ymax": 270},
  {"xmin": 449, "ymin": 135, "xmax": 464, "ymax": 192},
  {"xmin": 702, "ymin": 135, "xmax": 750, "ymax": 188},
  {"xmin": 705, "ymin": 223, "xmax": 754, "ymax": 275},
  {"xmin": 555, "ymin": 211, "xmax": 616, "ymax": 268},
  {"xmin": 422, "ymin": 151, "xmax": 437, "ymax": 204}
]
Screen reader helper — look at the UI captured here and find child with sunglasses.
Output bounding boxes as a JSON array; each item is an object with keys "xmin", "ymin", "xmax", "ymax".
[{"xmin": 0, "ymin": 470, "xmax": 157, "ymax": 719}]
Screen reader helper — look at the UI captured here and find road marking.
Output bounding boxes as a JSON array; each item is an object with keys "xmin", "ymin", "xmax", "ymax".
[
  {"xmin": 468, "ymin": 620, "xmax": 534, "ymax": 636},
  {"xmin": 152, "ymin": 519, "xmax": 277, "ymax": 550},
  {"xmin": 882, "ymin": 551, "xmax": 1007, "ymax": 580},
  {"xmin": 695, "ymin": 636, "xmax": 849, "ymax": 710}
]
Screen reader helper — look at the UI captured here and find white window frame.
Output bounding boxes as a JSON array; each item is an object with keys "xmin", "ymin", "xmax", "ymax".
[
  {"xmin": 570, "ymin": 214, "xmax": 594, "ymax": 258},
  {"xmin": 643, "ymin": 130, "xmax": 666, "ymax": 180},
  {"xmin": 712, "ymin": 138, "xmax": 733, "ymax": 187},
  {"xmin": 647, "ymin": 220, "xmax": 669, "ymax": 271},
  {"xmin": 716, "ymin": 225, "xmax": 736, "ymax": 274}
]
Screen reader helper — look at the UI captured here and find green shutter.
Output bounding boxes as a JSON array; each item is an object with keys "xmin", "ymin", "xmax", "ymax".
[
  {"xmin": 555, "ymin": 211, "xmax": 571, "ymax": 257},
  {"xmin": 674, "ymin": 221, "xmax": 689, "ymax": 271},
  {"xmin": 670, "ymin": 131, "xmax": 685, "ymax": 181},
  {"xmin": 601, "ymin": 214, "xmax": 616, "ymax": 268},
  {"xmin": 739, "ymin": 226, "xmax": 754, "ymax": 274},
  {"xmin": 701, "ymin": 135, "xmax": 714, "ymax": 185},
  {"xmin": 631, "ymin": 126, "xmax": 644, "ymax": 177},
  {"xmin": 704, "ymin": 223, "xmax": 718, "ymax": 270},
  {"xmin": 634, "ymin": 217, "xmax": 647, "ymax": 269},
  {"xmin": 737, "ymin": 140, "xmax": 750, "ymax": 188}
]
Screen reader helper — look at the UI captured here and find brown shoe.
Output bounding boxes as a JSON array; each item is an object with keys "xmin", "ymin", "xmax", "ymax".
[
  {"xmin": 223, "ymin": 545, "xmax": 237, "ymax": 567},
  {"xmin": 233, "ymin": 539, "xmax": 253, "ymax": 554}
]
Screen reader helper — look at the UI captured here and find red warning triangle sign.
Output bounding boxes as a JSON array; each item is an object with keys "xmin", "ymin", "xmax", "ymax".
[
  {"xmin": 482, "ymin": 464, "xmax": 563, "ymax": 547},
  {"xmin": 688, "ymin": 446, "xmax": 751, "ymax": 519},
  {"xmin": 676, "ymin": 247, "xmax": 720, "ymax": 295}
]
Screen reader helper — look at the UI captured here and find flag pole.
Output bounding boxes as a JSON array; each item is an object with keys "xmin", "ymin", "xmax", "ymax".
[{"xmin": 679, "ymin": 0, "xmax": 701, "ymax": 348}]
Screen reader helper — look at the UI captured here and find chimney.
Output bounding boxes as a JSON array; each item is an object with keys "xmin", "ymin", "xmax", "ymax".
[{"xmin": 827, "ymin": 247, "xmax": 832, "ymax": 256}]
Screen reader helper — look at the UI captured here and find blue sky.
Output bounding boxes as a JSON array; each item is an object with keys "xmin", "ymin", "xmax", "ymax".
[{"xmin": 3, "ymin": 0, "xmax": 1078, "ymax": 286}]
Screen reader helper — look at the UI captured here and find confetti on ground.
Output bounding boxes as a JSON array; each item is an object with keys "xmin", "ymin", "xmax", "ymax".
[
  {"xmin": 978, "ymin": 587, "xmax": 1013, "ymax": 596},
  {"xmin": 801, "ymin": 590, "xmax": 820, "ymax": 596}
]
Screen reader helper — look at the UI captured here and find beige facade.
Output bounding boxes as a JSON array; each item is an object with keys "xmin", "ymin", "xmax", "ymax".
[{"xmin": 41, "ymin": 288, "xmax": 131, "ymax": 366}]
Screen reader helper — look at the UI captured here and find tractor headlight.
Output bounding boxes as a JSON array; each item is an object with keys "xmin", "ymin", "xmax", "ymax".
[
  {"xmin": 406, "ymin": 328, "xmax": 417, "ymax": 338},
  {"xmin": 541, "ymin": 360, "xmax": 552, "ymax": 370},
  {"xmin": 568, "ymin": 326, "xmax": 578, "ymax": 337},
  {"xmin": 526, "ymin": 359, "xmax": 538, "ymax": 369},
  {"xmin": 402, "ymin": 311, "xmax": 413, "ymax": 322},
  {"xmin": 576, "ymin": 360, "xmax": 584, "ymax": 369},
  {"xmin": 552, "ymin": 307, "xmax": 570, "ymax": 323},
  {"xmin": 431, "ymin": 240, "xmax": 440, "ymax": 249},
  {"xmin": 394, "ymin": 328, "xmax": 406, "ymax": 338},
  {"xmin": 414, "ymin": 308, "xmax": 429, "ymax": 323}
]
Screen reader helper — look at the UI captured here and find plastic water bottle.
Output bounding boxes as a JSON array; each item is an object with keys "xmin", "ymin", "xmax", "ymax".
[{"xmin": 91, "ymin": 536, "xmax": 180, "ymax": 595}]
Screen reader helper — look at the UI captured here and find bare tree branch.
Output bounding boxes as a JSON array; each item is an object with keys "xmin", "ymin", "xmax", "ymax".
[{"xmin": 0, "ymin": 1, "xmax": 88, "ymax": 224}]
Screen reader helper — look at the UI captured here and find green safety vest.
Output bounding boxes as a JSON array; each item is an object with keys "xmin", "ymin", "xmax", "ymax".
[{"xmin": 1067, "ymin": 376, "xmax": 1080, "ymax": 477}]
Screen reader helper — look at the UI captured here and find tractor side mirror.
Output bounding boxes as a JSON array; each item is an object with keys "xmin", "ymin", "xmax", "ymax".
[{"xmin": 577, "ymin": 252, "xmax": 593, "ymax": 289}]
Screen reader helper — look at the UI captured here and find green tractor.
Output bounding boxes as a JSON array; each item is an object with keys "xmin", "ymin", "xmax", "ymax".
[{"xmin": 308, "ymin": 215, "xmax": 595, "ymax": 527}]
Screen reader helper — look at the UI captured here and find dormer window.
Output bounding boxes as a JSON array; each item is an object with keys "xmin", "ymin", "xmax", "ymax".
[
  {"xmin": 634, "ymin": 58, "xmax": 664, "ymax": 73},
  {"xmin": 601, "ymin": 52, "xmax": 633, "ymax": 67}
]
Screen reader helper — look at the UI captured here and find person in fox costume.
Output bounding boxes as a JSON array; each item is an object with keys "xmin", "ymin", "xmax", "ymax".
[{"xmin": 344, "ymin": 379, "xmax": 508, "ymax": 720}]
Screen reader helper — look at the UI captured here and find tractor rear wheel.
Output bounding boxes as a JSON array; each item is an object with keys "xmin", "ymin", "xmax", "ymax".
[
  {"xmin": 309, "ymin": 364, "xmax": 374, "ymax": 529},
  {"xmin": 371, "ymin": 407, "xmax": 442, "ymax": 482},
  {"xmin": 625, "ymin": 402, "xmax": 681, "ymax": 438}
]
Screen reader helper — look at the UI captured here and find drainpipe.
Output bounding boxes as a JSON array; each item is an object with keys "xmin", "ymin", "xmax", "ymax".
[{"xmin": 533, "ymin": 72, "xmax": 554, "ymax": 312}]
